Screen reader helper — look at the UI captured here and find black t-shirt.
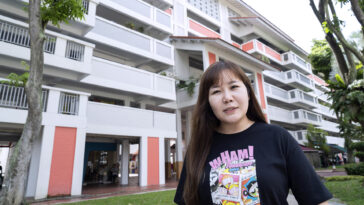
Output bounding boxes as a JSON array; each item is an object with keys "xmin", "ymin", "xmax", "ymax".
[{"xmin": 174, "ymin": 122, "xmax": 332, "ymax": 205}]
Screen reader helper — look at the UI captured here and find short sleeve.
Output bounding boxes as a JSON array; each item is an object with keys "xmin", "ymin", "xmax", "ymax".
[
  {"xmin": 174, "ymin": 161, "xmax": 186, "ymax": 205},
  {"xmin": 283, "ymin": 130, "xmax": 332, "ymax": 204}
]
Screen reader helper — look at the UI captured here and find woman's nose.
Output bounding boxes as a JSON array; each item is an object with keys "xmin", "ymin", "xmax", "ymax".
[{"xmin": 222, "ymin": 91, "xmax": 233, "ymax": 103}]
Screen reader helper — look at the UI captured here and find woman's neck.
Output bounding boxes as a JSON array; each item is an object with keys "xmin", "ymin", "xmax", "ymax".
[{"xmin": 217, "ymin": 119, "xmax": 255, "ymax": 134}]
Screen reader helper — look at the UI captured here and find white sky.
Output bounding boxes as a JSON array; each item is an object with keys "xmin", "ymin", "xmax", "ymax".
[{"xmin": 243, "ymin": 0, "xmax": 360, "ymax": 53}]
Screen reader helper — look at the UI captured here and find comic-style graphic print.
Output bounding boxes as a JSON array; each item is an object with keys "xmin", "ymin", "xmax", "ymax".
[{"xmin": 209, "ymin": 146, "xmax": 260, "ymax": 205}]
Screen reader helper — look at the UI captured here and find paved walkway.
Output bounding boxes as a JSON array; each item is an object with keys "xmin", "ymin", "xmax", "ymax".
[{"xmin": 30, "ymin": 170, "xmax": 347, "ymax": 205}]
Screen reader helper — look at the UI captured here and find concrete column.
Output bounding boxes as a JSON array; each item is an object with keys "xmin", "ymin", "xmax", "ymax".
[
  {"xmin": 254, "ymin": 72, "xmax": 270, "ymax": 123},
  {"xmin": 46, "ymin": 89, "xmax": 61, "ymax": 114},
  {"xmin": 159, "ymin": 137, "xmax": 165, "ymax": 185},
  {"xmin": 34, "ymin": 125, "xmax": 56, "ymax": 199},
  {"xmin": 165, "ymin": 139, "xmax": 171, "ymax": 179},
  {"xmin": 175, "ymin": 109, "xmax": 184, "ymax": 179},
  {"xmin": 117, "ymin": 142, "xmax": 122, "ymax": 184},
  {"xmin": 71, "ymin": 128, "xmax": 87, "ymax": 196},
  {"xmin": 121, "ymin": 139, "xmax": 129, "ymax": 185},
  {"xmin": 139, "ymin": 136, "xmax": 148, "ymax": 186},
  {"xmin": 186, "ymin": 110, "xmax": 192, "ymax": 147}
]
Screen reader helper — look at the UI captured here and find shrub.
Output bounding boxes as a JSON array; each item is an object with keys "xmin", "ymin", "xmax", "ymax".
[
  {"xmin": 326, "ymin": 175, "xmax": 364, "ymax": 182},
  {"xmin": 344, "ymin": 163, "xmax": 364, "ymax": 176}
]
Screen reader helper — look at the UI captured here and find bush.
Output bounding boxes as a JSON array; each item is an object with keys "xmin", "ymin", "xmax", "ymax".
[
  {"xmin": 344, "ymin": 163, "xmax": 364, "ymax": 176},
  {"xmin": 326, "ymin": 175, "xmax": 364, "ymax": 182}
]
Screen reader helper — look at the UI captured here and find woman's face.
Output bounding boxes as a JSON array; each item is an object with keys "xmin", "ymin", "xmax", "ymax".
[{"xmin": 208, "ymin": 70, "xmax": 250, "ymax": 131}]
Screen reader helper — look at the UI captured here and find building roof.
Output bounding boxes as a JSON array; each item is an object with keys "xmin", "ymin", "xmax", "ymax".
[
  {"xmin": 170, "ymin": 36, "xmax": 281, "ymax": 72},
  {"xmin": 300, "ymin": 145, "xmax": 319, "ymax": 153}
]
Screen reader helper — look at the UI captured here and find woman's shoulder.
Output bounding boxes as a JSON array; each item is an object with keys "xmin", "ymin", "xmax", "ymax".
[{"xmin": 254, "ymin": 122, "xmax": 289, "ymax": 135}]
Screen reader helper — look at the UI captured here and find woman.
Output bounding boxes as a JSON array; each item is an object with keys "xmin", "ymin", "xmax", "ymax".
[{"xmin": 174, "ymin": 61, "xmax": 331, "ymax": 205}]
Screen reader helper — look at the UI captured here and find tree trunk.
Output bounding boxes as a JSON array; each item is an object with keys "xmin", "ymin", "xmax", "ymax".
[
  {"xmin": 345, "ymin": 136, "xmax": 354, "ymax": 163},
  {"xmin": 0, "ymin": 0, "xmax": 44, "ymax": 204}
]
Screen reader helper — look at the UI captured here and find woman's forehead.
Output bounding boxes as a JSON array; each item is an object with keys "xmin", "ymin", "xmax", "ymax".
[{"xmin": 212, "ymin": 70, "xmax": 241, "ymax": 86}]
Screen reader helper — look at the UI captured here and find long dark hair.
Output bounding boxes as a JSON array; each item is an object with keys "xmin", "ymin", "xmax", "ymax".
[{"xmin": 183, "ymin": 61, "xmax": 266, "ymax": 204}]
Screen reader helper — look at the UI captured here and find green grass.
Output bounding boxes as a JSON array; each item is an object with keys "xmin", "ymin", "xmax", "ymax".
[
  {"xmin": 66, "ymin": 190, "xmax": 176, "ymax": 205},
  {"xmin": 325, "ymin": 178, "xmax": 364, "ymax": 205}
]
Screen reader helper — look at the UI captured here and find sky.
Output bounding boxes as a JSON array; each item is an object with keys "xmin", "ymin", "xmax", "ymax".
[{"xmin": 243, "ymin": 0, "xmax": 360, "ymax": 53}]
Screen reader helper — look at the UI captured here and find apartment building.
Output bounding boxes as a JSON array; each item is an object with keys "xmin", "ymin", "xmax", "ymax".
[{"xmin": 0, "ymin": 0, "xmax": 340, "ymax": 200}]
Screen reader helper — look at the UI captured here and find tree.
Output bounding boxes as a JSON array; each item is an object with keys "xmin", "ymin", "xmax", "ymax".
[
  {"xmin": 0, "ymin": 1, "xmax": 85, "ymax": 204},
  {"xmin": 309, "ymin": 0, "xmax": 364, "ymax": 162},
  {"xmin": 305, "ymin": 124, "xmax": 330, "ymax": 154},
  {"xmin": 352, "ymin": 141, "xmax": 364, "ymax": 161}
]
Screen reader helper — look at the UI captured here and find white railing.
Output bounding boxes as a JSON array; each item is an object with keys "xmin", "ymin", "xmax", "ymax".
[
  {"xmin": 87, "ymin": 102, "xmax": 176, "ymax": 131},
  {"xmin": 83, "ymin": 58, "xmax": 175, "ymax": 99},
  {"xmin": 242, "ymin": 39, "xmax": 282, "ymax": 63},
  {"xmin": 0, "ymin": 20, "xmax": 56, "ymax": 54},
  {"xmin": 109, "ymin": 0, "xmax": 172, "ymax": 30},
  {"xmin": 285, "ymin": 70, "xmax": 314, "ymax": 88},
  {"xmin": 292, "ymin": 109, "xmax": 322, "ymax": 125},
  {"xmin": 90, "ymin": 17, "xmax": 173, "ymax": 62},
  {"xmin": 282, "ymin": 51, "xmax": 312, "ymax": 74},
  {"xmin": 58, "ymin": 92, "xmax": 79, "ymax": 115},
  {"xmin": 82, "ymin": 0, "xmax": 89, "ymax": 14},
  {"xmin": 65, "ymin": 41, "xmax": 85, "ymax": 61},
  {"xmin": 0, "ymin": 84, "xmax": 48, "ymax": 111}
]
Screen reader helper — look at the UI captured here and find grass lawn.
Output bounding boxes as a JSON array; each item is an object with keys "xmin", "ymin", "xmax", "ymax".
[
  {"xmin": 325, "ymin": 178, "xmax": 364, "ymax": 205},
  {"xmin": 67, "ymin": 190, "xmax": 176, "ymax": 205}
]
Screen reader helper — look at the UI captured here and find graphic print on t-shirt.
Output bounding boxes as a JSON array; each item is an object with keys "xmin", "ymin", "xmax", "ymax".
[{"xmin": 209, "ymin": 146, "xmax": 260, "ymax": 205}]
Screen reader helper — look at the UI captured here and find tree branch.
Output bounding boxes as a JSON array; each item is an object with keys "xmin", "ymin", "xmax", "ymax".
[
  {"xmin": 324, "ymin": 1, "xmax": 364, "ymax": 77},
  {"xmin": 309, "ymin": 0, "xmax": 350, "ymax": 82},
  {"xmin": 350, "ymin": 0, "xmax": 364, "ymax": 36}
]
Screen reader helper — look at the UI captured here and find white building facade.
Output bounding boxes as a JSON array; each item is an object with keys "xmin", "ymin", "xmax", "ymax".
[{"xmin": 0, "ymin": 0, "xmax": 340, "ymax": 200}]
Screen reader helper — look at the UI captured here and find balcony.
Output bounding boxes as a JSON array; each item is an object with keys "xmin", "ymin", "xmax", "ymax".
[
  {"xmin": 86, "ymin": 102, "xmax": 176, "ymax": 136},
  {"xmin": 81, "ymin": 57, "xmax": 176, "ymax": 101},
  {"xmin": 242, "ymin": 39, "xmax": 282, "ymax": 64},
  {"xmin": 311, "ymin": 88, "xmax": 330, "ymax": 102},
  {"xmin": 0, "ymin": 16, "xmax": 94, "ymax": 78},
  {"xmin": 0, "ymin": 83, "xmax": 89, "ymax": 126},
  {"xmin": 176, "ymin": 83, "xmax": 200, "ymax": 109},
  {"xmin": 288, "ymin": 89, "xmax": 318, "ymax": 109},
  {"xmin": 282, "ymin": 51, "xmax": 312, "ymax": 74},
  {"xmin": 99, "ymin": 0, "xmax": 172, "ymax": 34},
  {"xmin": 264, "ymin": 70, "xmax": 315, "ymax": 91},
  {"xmin": 314, "ymin": 104, "xmax": 336, "ymax": 119},
  {"xmin": 319, "ymin": 119, "xmax": 340, "ymax": 133},
  {"xmin": 86, "ymin": 17, "xmax": 174, "ymax": 67},
  {"xmin": 142, "ymin": 0, "xmax": 173, "ymax": 10},
  {"xmin": 188, "ymin": 18, "xmax": 221, "ymax": 38},
  {"xmin": 264, "ymin": 83, "xmax": 318, "ymax": 109},
  {"xmin": 289, "ymin": 130, "xmax": 308, "ymax": 145},
  {"xmin": 2, "ymin": 0, "xmax": 98, "ymax": 36},
  {"xmin": 268, "ymin": 105, "xmax": 322, "ymax": 126}
]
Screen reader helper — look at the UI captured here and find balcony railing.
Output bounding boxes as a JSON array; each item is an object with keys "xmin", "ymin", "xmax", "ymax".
[
  {"xmin": 87, "ymin": 102, "xmax": 176, "ymax": 132},
  {"xmin": 90, "ymin": 17, "xmax": 173, "ymax": 63},
  {"xmin": 82, "ymin": 0, "xmax": 89, "ymax": 14},
  {"xmin": 264, "ymin": 83, "xmax": 317, "ymax": 108},
  {"xmin": 242, "ymin": 39, "xmax": 282, "ymax": 63},
  {"xmin": 0, "ymin": 20, "xmax": 56, "ymax": 54},
  {"xmin": 58, "ymin": 92, "xmax": 79, "ymax": 115},
  {"xmin": 188, "ymin": 18, "xmax": 220, "ymax": 38},
  {"xmin": 0, "ymin": 84, "xmax": 48, "ymax": 111},
  {"xmin": 282, "ymin": 51, "xmax": 312, "ymax": 74},
  {"xmin": 264, "ymin": 70, "xmax": 315, "ymax": 91},
  {"xmin": 108, "ymin": 0, "xmax": 172, "ymax": 31},
  {"xmin": 65, "ymin": 41, "xmax": 85, "ymax": 62},
  {"xmin": 268, "ymin": 105, "xmax": 322, "ymax": 126}
]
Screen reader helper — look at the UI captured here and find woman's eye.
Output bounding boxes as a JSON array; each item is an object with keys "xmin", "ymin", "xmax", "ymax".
[
  {"xmin": 231, "ymin": 85, "xmax": 239, "ymax": 89},
  {"xmin": 211, "ymin": 90, "xmax": 220, "ymax": 95}
]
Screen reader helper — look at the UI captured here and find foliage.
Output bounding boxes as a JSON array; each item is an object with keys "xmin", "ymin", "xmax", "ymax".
[
  {"xmin": 177, "ymin": 78, "xmax": 198, "ymax": 97},
  {"xmin": 352, "ymin": 141, "xmax": 364, "ymax": 161},
  {"xmin": 326, "ymin": 175, "xmax": 364, "ymax": 181},
  {"xmin": 308, "ymin": 40, "xmax": 333, "ymax": 80},
  {"xmin": 0, "ymin": 61, "xmax": 29, "ymax": 87},
  {"xmin": 67, "ymin": 190, "xmax": 176, "ymax": 205},
  {"xmin": 344, "ymin": 163, "xmax": 364, "ymax": 176},
  {"xmin": 39, "ymin": 0, "xmax": 85, "ymax": 28},
  {"xmin": 305, "ymin": 124, "xmax": 330, "ymax": 154}
]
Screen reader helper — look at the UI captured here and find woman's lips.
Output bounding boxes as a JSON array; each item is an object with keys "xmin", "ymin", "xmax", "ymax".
[{"xmin": 223, "ymin": 107, "xmax": 237, "ymax": 113}]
